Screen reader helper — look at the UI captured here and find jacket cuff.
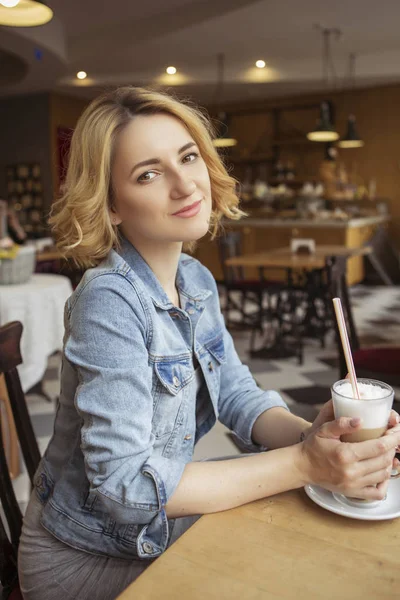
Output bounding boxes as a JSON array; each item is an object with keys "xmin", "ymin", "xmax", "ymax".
[{"xmin": 233, "ymin": 390, "xmax": 289, "ymax": 452}]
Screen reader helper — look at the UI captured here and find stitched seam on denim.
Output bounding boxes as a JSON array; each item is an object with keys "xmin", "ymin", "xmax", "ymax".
[{"xmin": 95, "ymin": 487, "xmax": 159, "ymax": 511}]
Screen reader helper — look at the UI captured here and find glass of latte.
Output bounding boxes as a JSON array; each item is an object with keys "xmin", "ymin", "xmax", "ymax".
[{"xmin": 331, "ymin": 377, "xmax": 394, "ymax": 506}]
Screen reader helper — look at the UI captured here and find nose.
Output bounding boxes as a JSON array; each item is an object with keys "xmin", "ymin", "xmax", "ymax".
[{"xmin": 169, "ymin": 169, "xmax": 196, "ymax": 200}]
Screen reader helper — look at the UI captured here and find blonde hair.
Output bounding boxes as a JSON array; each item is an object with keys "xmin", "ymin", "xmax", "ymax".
[{"xmin": 49, "ymin": 86, "xmax": 245, "ymax": 269}]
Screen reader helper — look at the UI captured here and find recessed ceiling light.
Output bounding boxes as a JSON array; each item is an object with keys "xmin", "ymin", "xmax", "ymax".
[
  {"xmin": 166, "ymin": 66, "xmax": 177, "ymax": 75},
  {"xmin": 76, "ymin": 71, "xmax": 87, "ymax": 80},
  {"xmin": 255, "ymin": 60, "xmax": 266, "ymax": 69}
]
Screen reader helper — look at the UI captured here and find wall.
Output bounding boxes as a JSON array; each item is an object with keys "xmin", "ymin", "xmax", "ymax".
[
  {"xmin": 49, "ymin": 93, "xmax": 90, "ymax": 194},
  {"xmin": 0, "ymin": 93, "xmax": 52, "ymax": 211},
  {"xmin": 222, "ymin": 83, "xmax": 400, "ymax": 244}
]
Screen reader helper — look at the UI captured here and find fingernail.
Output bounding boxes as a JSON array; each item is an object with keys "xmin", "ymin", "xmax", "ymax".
[
  {"xmin": 396, "ymin": 415, "xmax": 400, "ymax": 423},
  {"xmin": 350, "ymin": 417, "xmax": 361, "ymax": 427}
]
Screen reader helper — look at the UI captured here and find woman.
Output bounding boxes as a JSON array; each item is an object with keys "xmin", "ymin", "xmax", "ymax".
[{"xmin": 18, "ymin": 87, "xmax": 400, "ymax": 600}]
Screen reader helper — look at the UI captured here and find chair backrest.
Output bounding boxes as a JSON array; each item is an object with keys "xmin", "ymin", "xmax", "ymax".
[
  {"xmin": 0, "ymin": 414, "xmax": 22, "ymax": 594},
  {"xmin": 364, "ymin": 225, "xmax": 400, "ymax": 285},
  {"xmin": 0, "ymin": 321, "xmax": 41, "ymax": 484},
  {"xmin": 329, "ymin": 257, "xmax": 360, "ymax": 379},
  {"xmin": 217, "ymin": 231, "xmax": 245, "ymax": 283}
]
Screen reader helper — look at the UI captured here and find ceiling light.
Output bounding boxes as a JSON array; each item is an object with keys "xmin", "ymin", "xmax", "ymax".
[
  {"xmin": 166, "ymin": 66, "xmax": 177, "ymax": 75},
  {"xmin": 307, "ymin": 101, "xmax": 339, "ymax": 142},
  {"xmin": 76, "ymin": 71, "xmax": 87, "ymax": 80},
  {"xmin": 1, "ymin": 1, "xmax": 20, "ymax": 8},
  {"xmin": 255, "ymin": 60, "xmax": 266, "ymax": 69},
  {"xmin": 0, "ymin": 0, "xmax": 53, "ymax": 27},
  {"xmin": 338, "ymin": 115, "xmax": 364, "ymax": 148}
]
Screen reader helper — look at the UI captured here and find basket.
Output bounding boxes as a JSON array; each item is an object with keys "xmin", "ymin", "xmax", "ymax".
[{"xmin": 0, "ymin": 245, "xmax": 35, "ymax": 285}]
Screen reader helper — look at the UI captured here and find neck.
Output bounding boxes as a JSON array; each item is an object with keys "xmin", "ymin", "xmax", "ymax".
[{"xmin": 122, "ymin": 230, "xmax": 182, "ymax": 305}]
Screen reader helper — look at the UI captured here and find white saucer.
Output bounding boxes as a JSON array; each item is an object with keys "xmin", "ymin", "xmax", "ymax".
[{"xmin": 304, "ymin": 476, "xmax": 400, "ymax": 521}]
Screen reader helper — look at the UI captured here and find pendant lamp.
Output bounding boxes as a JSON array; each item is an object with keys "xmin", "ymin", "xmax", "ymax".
[
  {"xmin": 212, "ymin": 53, "xmax": 237, "ymax": 149},
  {"xmin": 338, "ymin": 115, "xmax": 364, "ymax": 148},
  {"xmin": 213, "ymin": 111, "xmax": 237, "ymax": 148},
  {"xmin": 338, "ymin": 56, "xmax": 364, "ymax": 149},
  {"xmin": 0, "ymin": 0, "xmax": 53, "ymax": 27},
  {"xmin": 307, "ymin": 101, "xmax": 339, "ymax": 142}
]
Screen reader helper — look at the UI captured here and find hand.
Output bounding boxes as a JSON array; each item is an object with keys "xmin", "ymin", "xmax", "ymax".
[
  {"xmin": 304, "ymin": 399, "xmax": 334, "ymax": 440},
  {"xmin": 299, "ymin": 417, "xmax": 400, "ymax": 501}
]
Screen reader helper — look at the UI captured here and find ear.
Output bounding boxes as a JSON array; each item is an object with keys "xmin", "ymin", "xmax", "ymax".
[{"xmin": 109, "ymin": 207, "xmax": 122, "ymax": 226}]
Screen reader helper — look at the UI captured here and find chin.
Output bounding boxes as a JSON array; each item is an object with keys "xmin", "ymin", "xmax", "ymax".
[{"xmin": 181, "ymin": 220, "xmax": 210, "ymax": 244}]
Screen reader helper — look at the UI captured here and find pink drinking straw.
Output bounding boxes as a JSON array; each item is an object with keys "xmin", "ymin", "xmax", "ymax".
[{"xmin": 332, "ymin": 297, "xmax": 360, "ymax": 399}]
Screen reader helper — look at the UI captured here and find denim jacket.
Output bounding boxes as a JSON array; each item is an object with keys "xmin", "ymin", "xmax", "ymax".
[{"xmin": 36, "ymin": 238, "xmax": 288, "ymax": 560}]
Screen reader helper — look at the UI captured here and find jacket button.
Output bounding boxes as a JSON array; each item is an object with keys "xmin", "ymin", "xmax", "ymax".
[
  {"xmin": 142, "ymin": 542, "xmax": 154, "ymax": 554},
  {"xmin": 173, "ymin": 376, "xmax": 180, "ymax": 387},
  {"xmin": 187, "ymin": 308, "xmax": 195, "ymax": 315},
  {"xmin": 184, "ymin": 434, "xmax": 192, "ymax": 440},
  {"xmin": 208, "ymin": 361, "xmax": 214, "ymax": 372}
]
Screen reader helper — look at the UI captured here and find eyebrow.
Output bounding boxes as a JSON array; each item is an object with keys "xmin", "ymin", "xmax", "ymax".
[{"xmin": 129, "ymin": 142, "xmax": 197, "ymax": 177}]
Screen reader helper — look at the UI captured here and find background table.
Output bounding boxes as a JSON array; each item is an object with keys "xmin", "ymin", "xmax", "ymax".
[
  {"xmin": 0, "ymin": 273, "xmax": 72, "ymax": 392},
  {"xmin": 225, "ymin": 244, "xmax": 371, "ymax": 271},
  {"xmin": 0, "ymin": 274, "xmax": 72, "ymax": 477},
  {"xmin": 118, "ymin": 488, "xmax": 399, "ymax": 600}
]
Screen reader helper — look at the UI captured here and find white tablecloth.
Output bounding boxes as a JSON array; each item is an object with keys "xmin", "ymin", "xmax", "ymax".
[{"xmin": 0, "ymin": 274, "xmax": 73, "ymax": 392}]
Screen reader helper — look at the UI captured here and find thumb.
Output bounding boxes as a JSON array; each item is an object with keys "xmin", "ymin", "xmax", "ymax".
[{"xmin": 318, "ymin": 416, "xmax": 362, "ymax": 439}]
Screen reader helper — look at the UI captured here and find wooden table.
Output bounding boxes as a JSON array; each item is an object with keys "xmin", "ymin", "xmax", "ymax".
[
  {"xmin": 118, "ymin": 488, "xmax": 399, "ymax": 600},
  {"xmin": 225, "ymin": 245, "xmax": 372, "ymax": 271}
]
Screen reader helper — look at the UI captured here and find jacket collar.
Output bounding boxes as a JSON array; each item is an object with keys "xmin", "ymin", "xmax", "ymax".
[{"xmin": 117, "ymin": 237, "xmax": 212, "ymax": 309}]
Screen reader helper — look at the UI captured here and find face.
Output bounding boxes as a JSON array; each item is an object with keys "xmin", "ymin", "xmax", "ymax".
[{"xmin": 110, "ymin": 113, "xmax": 212, "ymax": 249}]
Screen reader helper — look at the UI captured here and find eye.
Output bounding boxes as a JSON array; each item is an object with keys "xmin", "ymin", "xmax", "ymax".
[
  {"xmin": 137, "ymin": 171, "xmax": 158, "ymax": 183},
  {"xmin": 182, "ymin": 152, "xmax": 199, "ymax": 164}
]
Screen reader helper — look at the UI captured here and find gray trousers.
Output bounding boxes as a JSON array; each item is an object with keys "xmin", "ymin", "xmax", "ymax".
[{"xmin": 18, "ymin": 491, "xmax": 199, "ymax": 600}]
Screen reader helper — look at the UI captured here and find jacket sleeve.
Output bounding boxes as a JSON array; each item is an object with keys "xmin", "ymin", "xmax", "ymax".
[
  {"xmin": 64, "ymin": 274, "xmax": 187, "ymax": 532},
  {"xmin": 217, "ymin": 316, "xmax": 289, "ymax": 451}
]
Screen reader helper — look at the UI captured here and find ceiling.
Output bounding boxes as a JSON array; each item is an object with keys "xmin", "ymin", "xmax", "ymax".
[{"xmin": 1, "ymin": 0, "xmax": 400, "ymax": 104}]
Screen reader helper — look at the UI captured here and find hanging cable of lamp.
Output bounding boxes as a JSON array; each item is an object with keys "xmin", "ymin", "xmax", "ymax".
[
  {"xmin": 307, "ymin": 25, "xmax": 341, "ymax": 142},
  {"xmin": 0, "ymin": 0, "xmax": 53, "ymax": 27},
  {"xmin": 212, "ymin": 53, "xmax": 237, "ymax": 149},
  {"xmin": 338, "ymin": 53, "xmax": 364, "ymax": 148}
]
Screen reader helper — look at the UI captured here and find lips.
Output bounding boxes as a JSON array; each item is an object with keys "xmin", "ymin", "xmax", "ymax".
[{"xmin": 172, "ymin": 199, "xmax": 202, "ymax": 216}]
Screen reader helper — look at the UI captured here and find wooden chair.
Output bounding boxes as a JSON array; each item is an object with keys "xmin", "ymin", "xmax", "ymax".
[
  {"xmin": 330, "ymin": 257, "xmax": 400, "ymax": 388},
  {"xmin": 0, "ymin": 416, "xmax": 23, "ymax": 599},
  {"xmin": 364, "ymin": 225, "xmax": 400, "ymax": 285},
  {"xmin": 0, "ymin": 321, "xmax": 41, "ymax": 485}
]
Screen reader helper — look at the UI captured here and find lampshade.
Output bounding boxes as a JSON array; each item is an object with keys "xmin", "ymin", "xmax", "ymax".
[
  {"xmin": 307, "ymin": 101, "xmax": 339, "ymax": 142},
  {"xmin": 0, "ymin": 0, "xmax": 53, "ymax": 27},
  {"xmin": 338, "ymin": 115, "xmax": 364, "ymax": 148},
  {"xmin": 212, "ymin": 112, "xmax": 237, "ymax": 148}
]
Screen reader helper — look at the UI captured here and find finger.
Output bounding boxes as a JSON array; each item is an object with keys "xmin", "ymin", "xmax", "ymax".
[
  {"xmin": 388, "ymin": 410, "xmax": 400, "ymax": 428},
  {"xmin": 350, "ymin": 434, "xmax": 399, "ymax": 460},
  {"xmin": 358, "ymin": 450, "xmax": 394, "ymax": 477},
  {"xmin": 385, "ymin": 424, "xmax": 400, "ymax": 436},
  {"xmin": 359, "ymin": 466, "xmax": 392, "ymax": 487},
  {"xmin": 318, "ymin": 416, "xmax": 362, "ymax": 439},
  {"xmin": 349, "ymin": 481, "xmax": 389, "ymax": 502},
  {"xmin": 317, "ymin": 399, "xmax": 335, "ymax": 421}
]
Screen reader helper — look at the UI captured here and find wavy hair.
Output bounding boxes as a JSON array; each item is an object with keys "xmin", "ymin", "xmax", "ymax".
[{"xmin": 49, "ymin": 86, "xmax": 245, "ymax": 268}]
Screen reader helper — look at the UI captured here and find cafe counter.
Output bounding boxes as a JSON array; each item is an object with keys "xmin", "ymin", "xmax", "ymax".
[{"xmin": 194, "ymin": 214, "xmax": 389, "ymax": 285}]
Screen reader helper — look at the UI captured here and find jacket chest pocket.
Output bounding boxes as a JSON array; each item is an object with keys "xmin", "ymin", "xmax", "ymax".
[{"xmin": 152, "ymin": 356, "xmax": 193, "ymax": 439}]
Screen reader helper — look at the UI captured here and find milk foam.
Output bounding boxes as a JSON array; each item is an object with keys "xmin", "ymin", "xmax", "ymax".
[
  {"xmin": 333, "ymin": 382, "xmax": 392, "ymax": 428},
  {"xmin": 337, "ymin": 382, "xmax": 388, "ymax": 400}
]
